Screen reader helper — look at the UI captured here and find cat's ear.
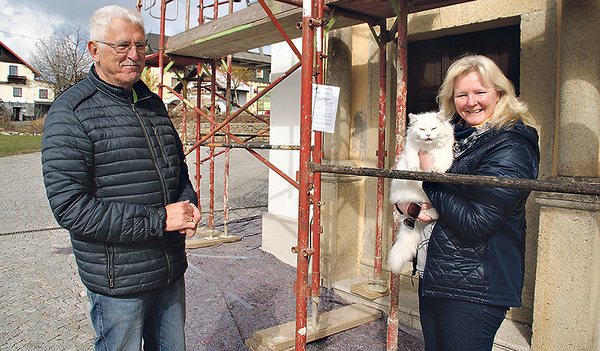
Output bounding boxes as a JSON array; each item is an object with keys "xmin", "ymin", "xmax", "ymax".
[
  {"xmin": 436, "ymin": 110, "xmax": 446, "ymax": 120},
  {"xmin": 408, "ymin": 113, "xmax": 417, "ymax": 124}
]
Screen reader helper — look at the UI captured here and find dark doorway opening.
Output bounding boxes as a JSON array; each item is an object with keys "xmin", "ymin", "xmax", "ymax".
[{"xmin": 407, "ymin": 25, "xmax": 520, "ymax": 114}]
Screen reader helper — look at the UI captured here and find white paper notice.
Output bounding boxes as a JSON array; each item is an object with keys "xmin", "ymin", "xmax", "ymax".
[{"xmin": 311, "ymin": 84, "xmax": 340, "ymax": 134}]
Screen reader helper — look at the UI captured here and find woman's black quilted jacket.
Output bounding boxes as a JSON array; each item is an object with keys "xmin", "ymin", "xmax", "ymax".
[
  {"xmin": 42, "ymin": 67, "xmax": 196, "ymax": 296},
  {"xmin": 422, "ymin": 123, "xmax": 540, "ymax": 307}
]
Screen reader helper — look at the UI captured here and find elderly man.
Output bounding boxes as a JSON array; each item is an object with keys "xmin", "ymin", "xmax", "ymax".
[{"xmin": 42, "ymin": 5, "xmax": 199, "ymax": 350}]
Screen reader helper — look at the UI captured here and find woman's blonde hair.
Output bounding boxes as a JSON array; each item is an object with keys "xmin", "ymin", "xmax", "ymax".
[{"xmin": 437, "ymin": 54, "xmax": 535, "ymax": 129}]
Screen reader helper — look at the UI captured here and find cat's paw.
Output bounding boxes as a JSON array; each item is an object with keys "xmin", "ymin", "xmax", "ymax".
[
  {"xmin": 388, "ymin": 227, "xmax": 421, "ymax": 274},
  {"xmin": 429, "ymin": 166, "xmax": 446, "ymax": 173}
]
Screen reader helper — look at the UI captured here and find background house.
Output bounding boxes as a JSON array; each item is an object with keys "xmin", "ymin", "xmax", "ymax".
[{"xmin": 0, "ymin": 41, "xmax": 54, "ymax": 121}]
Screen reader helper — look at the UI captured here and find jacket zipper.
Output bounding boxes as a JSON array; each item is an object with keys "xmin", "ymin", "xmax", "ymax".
[
  {"xmin": 131, "ymin": 101, "xmax": 168, "ymax": 205},
  {"xmin": 130, "ymin": 94, "xmax": 171, "ymax": 284},
  {"xmin": 106, "ymin": 244, "xmax": 115, "ymax": 288},
  {"xmin": 149, "ymin": 121, "xmax": 169, "ymax": 167}
]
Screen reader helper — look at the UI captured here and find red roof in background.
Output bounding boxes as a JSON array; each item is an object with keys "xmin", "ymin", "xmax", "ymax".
[{"xmin": 0, "ymin": 40, "xmax": 41, "ymax": 77}]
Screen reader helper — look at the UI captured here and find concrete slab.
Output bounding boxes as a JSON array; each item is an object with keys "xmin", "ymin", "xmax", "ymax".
[
  {"xmin": 350, "ymin": 280, "xmax": 389, "ymax": 300},
  {"xmin": 245, "ymin": 304, "xmax": 382, "ymax": 351},
  {"xmin": 185, "ymin": 226, "xmax": 241, "ymax": 249}
]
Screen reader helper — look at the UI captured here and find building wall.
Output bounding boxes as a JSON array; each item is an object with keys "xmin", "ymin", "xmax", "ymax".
[
  {"xmin": 33, "ymin": 80, "xmax": 55, "ymax": 104},
  {"xmin": 262, "ymin": 39, "xmax": 302, "ymax": 267},
  {"xmin": 0, "ymin": 62, "xmax": 37, "ymax": 119}
]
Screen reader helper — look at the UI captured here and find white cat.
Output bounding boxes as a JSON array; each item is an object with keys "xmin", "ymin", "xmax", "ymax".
[{"xmin": 388, "ymin": 110, "xmax": 454, "ymax": 274}]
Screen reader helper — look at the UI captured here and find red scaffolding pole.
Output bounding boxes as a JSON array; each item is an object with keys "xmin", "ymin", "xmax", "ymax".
[
  {"xmin": 223, "ymin": 0, "xmax": 234, "ymax": 236},
  {"xmin": 295, "ymin": 0, "xmax": 316, "ymax": 349},
  {"xmin": 373, "ymin": 18, "xmax": 388, "ymax": 289},
  {"xmin": 310, "ymin": 0, "xmax": 325, "ymax": 330},
  {"xmin": 157, "ymin": 0, "xmax": 167, "ymax": 99},
  {"xmin": 208, "ymin": 60, "xmax": 217, "ymax": 233},
  {"xmin": 387, "ymin": 0, "xmax": 408, "ymax": 350}
]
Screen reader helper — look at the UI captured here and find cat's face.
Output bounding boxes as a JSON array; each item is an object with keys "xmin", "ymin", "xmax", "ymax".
[{"xmin": 409, "ymin": 112, "xmax": 448, "ymax": 143}]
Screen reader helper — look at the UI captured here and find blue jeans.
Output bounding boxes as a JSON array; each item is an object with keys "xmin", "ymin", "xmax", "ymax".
[
  {"xmin": 87, "ymin": 277, "xmax": 186, "ymax": 351},
  {"xmin": 419, "ymin": 281, "xmax": 507, "ymax": 351}
]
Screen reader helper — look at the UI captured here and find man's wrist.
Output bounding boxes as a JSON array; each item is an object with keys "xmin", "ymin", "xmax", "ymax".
[{"xmin": 158, "ymin": 207, "xmax": 167, "ymax": 230}]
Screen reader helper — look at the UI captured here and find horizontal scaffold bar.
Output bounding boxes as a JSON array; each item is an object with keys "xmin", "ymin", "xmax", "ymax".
[
  {"xmin": 199, "ymin": 143, "xmax": 301, "ymax": 150},
  {"xmin": 198, "ymin": 133, "xmax": 270, "ymax": 138},
  {"xmin": 310, "ymin": 163, "xmax": 600, "ymax": 196}
]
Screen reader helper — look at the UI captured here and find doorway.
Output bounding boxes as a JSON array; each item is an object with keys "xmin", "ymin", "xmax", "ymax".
[
  {"xmin": 13, "ymin": 107, "xmax": 22, "ymax": 121},
  {"xmin": 407, "ymin": 25, "xmax": 520, "ymax": 114}
]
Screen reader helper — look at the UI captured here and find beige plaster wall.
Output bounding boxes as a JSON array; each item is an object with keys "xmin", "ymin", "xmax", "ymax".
[
  {"xmin": 555, "ymin": 0, "xmax": 600, "ymax": 177},
  {"xmin": 515, "ymin": 1, "xmax": 558, "ymax": 327},
  {"xmin": 407, "ymin": 0, "xmax": 546, "ymax": 41},
  {"xmin": 533, "ymin": 193, "xmax": 600, "ymax": 350}
]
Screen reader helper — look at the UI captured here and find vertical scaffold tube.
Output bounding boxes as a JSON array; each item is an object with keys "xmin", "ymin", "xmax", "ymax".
[
  {"xmin": 194, "ymin": 1, "xmax": 205, "ymax": 212},
  {"xmin": 209, "ymin": 61, "xmax": 217, "ymax": 233},
  {"xmin": 310, "ymin": 0, "xmax": 325, "ymax": 329},
  {"xmin": 374, "ymin": 20, "xmax": 387, "ymax": 285},
  {"xmin": 158, "ymin": 0, "xmax": 167, "ymax": 99},
  {"xmin": 387, "ymin": 1, "xmax": 408, "ymax": 350},
  {"xmin": 296, "ymin": 0, "xmax": 315, "ymax": 349},
  {"xmin": 195, "ymin": 63, "xmax": 203, "ymax": 209},
  {"xmin": 224, "ymin": 0, "xmax": 233, "ymax": 234}
]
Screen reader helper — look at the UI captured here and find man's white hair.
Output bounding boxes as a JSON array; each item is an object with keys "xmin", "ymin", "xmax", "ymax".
[{"xmin": 89, "ymin": 5, "xmax": 145, "ymax": 41}]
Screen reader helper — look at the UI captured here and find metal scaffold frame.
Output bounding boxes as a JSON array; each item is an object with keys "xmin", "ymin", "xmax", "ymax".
[{"xmin": 141, "ymin": 1, "xmax": 600, "ymax": 350}]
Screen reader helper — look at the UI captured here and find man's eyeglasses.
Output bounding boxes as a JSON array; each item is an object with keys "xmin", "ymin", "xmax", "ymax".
[{"xmin": 96, "ymin": 40, "xmax": 147, "ymax": 54}]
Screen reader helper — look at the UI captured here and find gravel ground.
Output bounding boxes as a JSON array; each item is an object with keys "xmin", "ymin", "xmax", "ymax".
[{"xmin": 0, "ymin": 150, "xmax": 424, "ymax": 350}]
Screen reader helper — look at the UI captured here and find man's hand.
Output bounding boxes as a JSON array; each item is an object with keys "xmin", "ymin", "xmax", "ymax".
[
  {"xmin": 180, "ymin": 203, "xmax": 201, "ymax": 237},
  {"xmin": 165, "ymin": 200, "xmax": 201, "ymax": 236}
]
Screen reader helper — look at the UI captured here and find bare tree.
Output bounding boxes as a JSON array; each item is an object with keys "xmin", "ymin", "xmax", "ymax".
[
  {"xmin": 29, "ymin": 24, "xmax": 93, "ymax": 97},
  {"xmin": 229, "ymin": 66, "xmax": 255, "ymax": 103}
]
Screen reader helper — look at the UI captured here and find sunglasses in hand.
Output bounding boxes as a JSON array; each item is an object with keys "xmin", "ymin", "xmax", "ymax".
[{"xmin": 403, "ymin": 203, "xmax": 421, "ymax": 230}]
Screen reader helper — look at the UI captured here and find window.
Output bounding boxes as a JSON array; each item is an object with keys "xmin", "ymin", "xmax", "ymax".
[
  {"xmin": 9, "ymin": 65, "xmax": 18, "ymax": 76},
  {"xmin": 171, "ymin": 77, "xmax": 178, "ymax": 87},
  {"xmin": 39, "ymin": 89, "xmax": 48, "ymax": 99},
  {"xmin": 13, "ymin": 87, "xmax": 22, "ymax": 97},
  {"xmin": 256, "ymin": 69, "xmax": 264, "ymax": 79}
]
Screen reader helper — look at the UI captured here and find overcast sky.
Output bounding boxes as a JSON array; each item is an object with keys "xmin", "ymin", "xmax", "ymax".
[{"xmin": 0, "ymin": 0, "xmax": 249, "ymax": 62}]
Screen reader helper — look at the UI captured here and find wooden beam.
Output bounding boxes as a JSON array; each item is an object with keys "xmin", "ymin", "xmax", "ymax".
[{"xmin": 166, "ymin": 0, "xmax": 361, "ymax": 60}]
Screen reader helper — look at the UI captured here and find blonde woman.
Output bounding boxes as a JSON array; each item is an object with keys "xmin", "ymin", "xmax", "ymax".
[{"xmin": 416, "ymin": 54, "xmax": 539, "ymax": 350}]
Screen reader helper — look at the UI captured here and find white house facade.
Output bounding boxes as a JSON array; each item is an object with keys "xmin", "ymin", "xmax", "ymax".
[{"xmin": 0, "ymin": 41, "xmax": 54, "ymax": 121}]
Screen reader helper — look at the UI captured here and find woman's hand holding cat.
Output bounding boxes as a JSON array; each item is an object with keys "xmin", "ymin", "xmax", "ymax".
[
  {"xmin": 418, "ymin": 150, "xmax": 435, "ymax": 171},
  {"xmin": 419, "ymin": 203, "xmax": 434, "ymax": 222}
]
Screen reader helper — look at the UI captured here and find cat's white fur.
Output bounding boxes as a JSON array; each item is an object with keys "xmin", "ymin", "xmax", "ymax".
[{"xmin": 388, "ymin": 110, "xmax": 454, "ymax": 274}]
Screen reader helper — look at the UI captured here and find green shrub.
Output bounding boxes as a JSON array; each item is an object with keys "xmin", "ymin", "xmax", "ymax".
[{"xmin": 0, "ymin": 111, "xmax": 11, "ymax": 130}]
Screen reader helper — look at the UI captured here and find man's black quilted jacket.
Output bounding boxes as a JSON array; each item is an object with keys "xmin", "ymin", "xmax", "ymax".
[
  {"xmin": 422, "ymin": 123, "xmax": 540, "ymax": 307},
  {"xmin": 42, "ymin": 67, "xmax": 196, "ymax": 296}
]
